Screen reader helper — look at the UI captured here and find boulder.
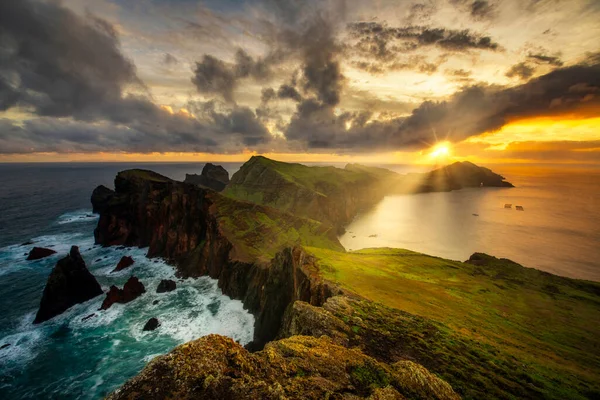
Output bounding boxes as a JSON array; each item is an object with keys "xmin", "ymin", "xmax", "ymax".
[
  {"xmin": 143, "ymin": 317, "xmax": 160, "ymax": 331},
  {"xmin": 156, "ymin": 279, "xmax": 176, "ymax": 293},
  {"xmin": 184, "ymin": 163, "xmax": 229, "ymax": 192},
  {"xmin": 100, "ymin": 276, "xmax": 146, "ymax": 310},
  {"xmin": 26, "ymin": 247, "xmax": 57, "ymax": 260},
  {"xmin": 112, "ymin": 256, "xmax": 134, "ymax": 272},
  {"xmin": 33, "ymin": 246, "xmax": 103, "ymax": 324}
]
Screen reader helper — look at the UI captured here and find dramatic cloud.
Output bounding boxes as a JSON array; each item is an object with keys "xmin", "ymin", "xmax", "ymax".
[
  {"xmin": 192, "ymin": 49, "xmax": 276, "ymax": 103},
  {"xmin": 346, "ymin": 21, "xmax": 500, "ymax": 74},
  {"xmin": 284, "ymin": 60, "xmax": 600, "ymax": 151},
  {"xmin": 0, "ymin": 0, "xmax": 273, "ymax": 152},
  {"xmin": 348, "ymin": 22, "xmax": 500, "ymax": 57},
  {"xmin": 0, "ymin": 0, "xmax": 139, "ymax": 118}
]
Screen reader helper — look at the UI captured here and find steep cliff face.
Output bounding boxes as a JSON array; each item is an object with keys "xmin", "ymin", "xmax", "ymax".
[
  {"xmin": 92, "ymin": 169, "xmax": 343, "ymax": 348},
  {"xmin": 224, "ymin": 156, "xmax": 388, "ymax": 231}
]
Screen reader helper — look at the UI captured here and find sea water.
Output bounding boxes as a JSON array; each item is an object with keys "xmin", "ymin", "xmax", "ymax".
[
  {"xmin": 340, "ymin": 165, "xmax": 600, "ymax": 282},
  {"xmin": 0, "ymin": 163, "xmax": 252, "ymax": 399}
]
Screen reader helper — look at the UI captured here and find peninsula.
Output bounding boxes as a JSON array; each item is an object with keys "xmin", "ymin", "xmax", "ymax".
[{"xmin": 90, "ymin": 157, "xmax": 599, "ymax": 400}]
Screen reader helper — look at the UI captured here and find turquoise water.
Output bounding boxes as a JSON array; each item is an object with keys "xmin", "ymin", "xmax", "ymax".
[{"xmin": 0, "ymin": 167, "xmax": 254, "ymax": 400}]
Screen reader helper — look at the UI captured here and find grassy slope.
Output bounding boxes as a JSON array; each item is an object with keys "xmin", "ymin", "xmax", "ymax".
[
  {"xmin": 224, "ymin": 156, "xmax": 384, "ymax": 205},
  {"xmin": 307, "ymin": 246, "xmax": 600, "ymax": 398},
  {"xmin": 210, "ymin": 193, "xmax": 344, "ymax": 263}
]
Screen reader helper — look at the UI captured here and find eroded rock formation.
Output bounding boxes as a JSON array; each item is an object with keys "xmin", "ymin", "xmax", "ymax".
[
  {"xmin": 27, "ymin": 247, "xmax": 56, "ymax": 260},
  {"xmin": 34, "ymin": 246, "xmax": 103, "ymax": 324},
  {"xmin": 184, "ymin": 163, "xmax": 230, "ymax": 192},
  {"xmin": 112, "ymin": 256, "xmax": 134, "ymax": 272},
  {"xmin": 100, "ymin": 276, "xmax": 146, "ymax": 310}
]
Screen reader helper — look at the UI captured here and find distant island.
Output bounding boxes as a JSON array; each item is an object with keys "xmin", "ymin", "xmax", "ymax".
[{"xmin": 38, "ymin": 156, "xmax": 598, "ymax": 399}]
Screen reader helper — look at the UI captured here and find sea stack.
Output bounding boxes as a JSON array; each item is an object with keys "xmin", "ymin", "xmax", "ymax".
[
  {"xmin": 26, "ymin": 247, "xmax": 57, "ymax": 260},
  {"xmin": 184, "ymin": 163, "xmax": 229, "ymax": 192},
  {"xmin": 100, "ymin": 276, "xmax": 146, "ymax": 310},
  {"xmin": 34, "ymin": 246, "xmax": 103, "ymax": 324}
]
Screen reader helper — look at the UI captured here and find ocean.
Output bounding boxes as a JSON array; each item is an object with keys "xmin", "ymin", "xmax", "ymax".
[
  {"xmin": 0, "ymin": 162, "xmax": 599, "ymax": 399},
  {"xmin": 0, "ymin": 163, "xmax": 253, "ymax": 399}
]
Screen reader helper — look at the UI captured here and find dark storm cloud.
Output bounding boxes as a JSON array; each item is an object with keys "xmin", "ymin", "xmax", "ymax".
[
  {"xmin": 191, "ymin": 49, "xmax": 276, "ymax": 103},
  {"xmin": 0, "ymin": 0, "xmax": 272, "ymax": 153},
  {"xmin": 505, "ymin": 62, "xmax": 536, "ymax": 80},
  {"xmin": 277, "ymin": 84, "xmax": 303, "ymax": 102},
  {"xmin": 0, "ymin": 0, "xmax": 139, "ymax": 118},
  {"xmin": 284, "ymin": 60, "xmax": 600, "ymax": 151}
]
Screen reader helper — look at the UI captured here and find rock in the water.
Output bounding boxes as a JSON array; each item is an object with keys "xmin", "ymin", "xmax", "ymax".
[
  {"xmin": 112, "ymin": 256, "xmax": 134, "ymax": 272},
  {"xmin": 21, "ymin": 241, "xmax": 34, "ymax": 246},
  {"xmin": 100, "ymin": 276, "xmax": 146, "ymax": 310},
  {"xmin": 156, "ymin": 279, "xmax": 176, "ymax": 293},
  {"xmin": 27, "ymin": 247, "xmax": 57, "ymax": 260},
  {"xmin": 184, "ymin": 163, "xmax": 229, "ymax": 192},
  {"xmin": 81, "ymin": 313, "xmax": 96, "ymax": 322},
  {"xmin": 143, "ymin": 317, "xmax": 160, "ymax": 331},
  {"xmin": 152, "ymin": 300, "xmax": 160, "ymax": 305},
  {"xmin": 91, "ymin": 185, "xmax": 115, "ymax": 214},
  {"xmin": 0, "ymin": 343, "xmax": 10, "ymax": 350},
  {"xmin": 33, "ymin": 246, "xmax": 103, "ymax": 324}
]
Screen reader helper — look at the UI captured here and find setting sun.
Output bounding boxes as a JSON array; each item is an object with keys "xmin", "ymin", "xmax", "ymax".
[{"xmin": 430, "ymin": 142, "xmax": 451, "ymax": 159}]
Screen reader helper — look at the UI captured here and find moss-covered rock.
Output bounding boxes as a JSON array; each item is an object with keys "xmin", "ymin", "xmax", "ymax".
[{"xmin": 107, "ymin": 334, "xmax": 458, "ymax": 400}]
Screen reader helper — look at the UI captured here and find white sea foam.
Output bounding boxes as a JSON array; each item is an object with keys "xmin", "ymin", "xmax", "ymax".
[
  {"xmin": 56, "ymin": 210, "xmax": 99, "ymax": 225},
  {"xmin": 0, "ymin": 225, "xmax": 255, "ymax": 398}
]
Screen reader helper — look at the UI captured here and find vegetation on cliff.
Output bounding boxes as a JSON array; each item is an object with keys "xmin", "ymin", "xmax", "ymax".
[{"xmin": 94, "ymin": 159, "xmax": 598, "ymax": 400}]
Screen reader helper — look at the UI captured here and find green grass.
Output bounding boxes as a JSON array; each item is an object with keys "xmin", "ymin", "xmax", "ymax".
[
  {"xmin": 307, "ymin": 246, "xmax": 600, "ymax": 399},
  {"xmin": 210, "ymin": 193, "xmax": 343, "ymax": 262}
]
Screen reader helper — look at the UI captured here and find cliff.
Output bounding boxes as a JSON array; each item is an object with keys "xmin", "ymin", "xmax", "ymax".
[
  {"xmin": 184, "ymin": 162, "xmax": 230, "ymax": 192},
  {"xmin": 92, "ymin": 169, "xmax": 343, "ymax": 348},
  {"xmin": 224, "ymin": 157, "xmax": 513, "ymax": 230},
  {"xmin": 224, "ymin": 156, "xmax": 391, "ymax": 232},
  {"xmin": 94, "ymin": 161, "xmax": 599, "ymax": 400}
]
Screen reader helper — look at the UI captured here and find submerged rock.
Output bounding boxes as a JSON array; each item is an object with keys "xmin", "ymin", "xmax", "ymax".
[
  {"xmin": 26, "ymin": 247, "xmax": 57, "ymax": 260},
  {"xmin": 156, "ymin": 279, "xmax": 176, "ymax": 293},
  {"xmin": 112, "ymin": 256, "xmax": 134, "ymax": 272},
  {"xmin": 33, "ymin": 246, "xmax": 103, "ymax": 324},
  {"xmin": 100, "ymin": 276, "xmax": 146, "ymax": 310},
  {"xmin": 184, "ymin": 163, "xmax": 230, "ymax": 192},
  {"xmin": 143, "ymin": 317, "xmax": 160, "ymax": 331},
  {"xmin": 107, "ymin": 334, "xmax": 459, "ymax": 400}
]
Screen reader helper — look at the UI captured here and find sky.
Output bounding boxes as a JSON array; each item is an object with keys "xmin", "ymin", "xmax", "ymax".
[{"xmin": 0, "ymin": 0, "xmax": 599, "ymax": 164}]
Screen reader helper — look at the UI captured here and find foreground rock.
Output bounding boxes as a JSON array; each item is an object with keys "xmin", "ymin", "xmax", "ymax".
[
  {"xmin": 100, "ymin": 276, "xmax": 146, "ymax": 310},
  {"xmin": 112, "ymin": 256, "xmax": 134, "ymax": 272},
  {"xmin": 156, "ymin": 279, "xmax": 176, "ymax": 293},
  {"xmin": 184, "ymin": 163, "xmax": 229, "ymax": 192},
  {"xmin": 33, "ymin": 246, "xmax": 103, "ymax": 324},
  {"xmin": 26, "ymin": 247, "xmax": 56, "ymax": 260},
  {"xmin": 143, "ymin": 317, "xmax": 160, "ymax": 331},
  {"xmin": 107, "ymin": 334, "xmax": 459, "ymax": 400}
]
